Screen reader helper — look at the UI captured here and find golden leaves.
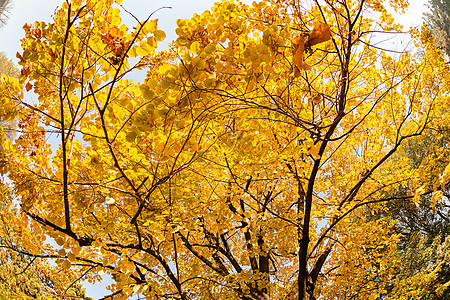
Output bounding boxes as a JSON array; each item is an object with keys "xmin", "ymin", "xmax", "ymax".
[
  {"xmin": 290, "ymin": 23, "xmax": 331, "ymax": 77},
  {"xmin": 100, "ymin": 26, "xmax": 129, "ymax": 65}
]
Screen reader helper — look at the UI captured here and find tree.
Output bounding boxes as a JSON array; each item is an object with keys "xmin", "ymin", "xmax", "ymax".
[
  {"xmin": 360, "ymin": 122, "xmax": 450, "ymax": 299},
  {"xmin": 0, "ymin": 0, "xmax": 449, "ymax": 299},
  {"xmin": 385, "ymin": 237, "xmax": 450, "ymax": 299},
  {"xmin": 425, "ymin": 0, "xmax": 450, "ymax": 57},
  {"xmin": 0, "ymin": 188, "xmax": 88, "ymax": 300},
  {"xmin": 1, "ymin": 26, "xmax": 88, "ymax": 300},
  {"xmin": 0, "ymin": 0, "xmax": 12, "ymax": 28},
  {"xmin": 0, "ymin": 52, "xmax": 18, "ymax": 140}
]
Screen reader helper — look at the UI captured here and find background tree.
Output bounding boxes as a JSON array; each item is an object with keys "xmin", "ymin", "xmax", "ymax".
[
  {"xmin": 0, "ymin": 0, "xmax": 15, "ymax": 139},
  {"xmin": 361, "ymin": 126, "xmax": 450, "ymax": 299},
  {"xmin": 356, "ymin": 2, "xmax": 450, "ymax": 296},
  {"xmin": 0, "ymin": 0, "xmax": 449, "ymax": 299},
  {"xmin": 425, "ymin": 0, "xmax": 450, "ymax": 57},
  {"xmin": 0, "ymin": 188, "xmax": 88, "ymax": 300},
  {"xmin": 0, "ymin": 0, "xmax": 12, "ymax": 28},
  {"xmin": 0, "ymin": 51, "xmax": 18, "ymax": 140}
]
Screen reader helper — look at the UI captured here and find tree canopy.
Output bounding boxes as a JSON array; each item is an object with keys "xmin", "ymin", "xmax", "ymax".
[{"xmin": 0, "ymin": 0, "xmax": 449, "ymax": 299}]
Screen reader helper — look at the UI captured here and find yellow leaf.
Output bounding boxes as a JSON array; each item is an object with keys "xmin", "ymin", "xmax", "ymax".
[
  {"xmin": 128, "ymin": 46, "xmax": 138, "ymax": 57},
  {"xmin": 190, "ymin": 41, "xmax": 200, "ymax": 54},
  {"xmin": 55, "ymin": 237, "xmax": 64, "ymax": 246},
  {"xmin": 139, "ymin": 84, "xmax": 154, "ymax": 100},
  {"xmin": 67, "ymin": 252, "xmax": 76, "ymax": 262},
  {"xmin": 413, "ymin": 186, "xmax": 426, "ymax": 205},
  {"xmin": 61, "ymin": 260, "xmax": 71, "ymax": 270},
  {"xmin": 154, "ymin": 30, "xmax": 166, "ymax": 42},
  {"xmin": 159, "ymin": 64, "xmax": 176, "ymax": 75},
  {"xmin": 308, "ymin": 144, "xmax": 320, "ymax": 160},
  {"xmin": 204, "ymin": 43, "xmax": 216, "ymax": 54},
  {"xmin": 431, "ymin": 190, "xmax": 443, "ymax": 213},
  {"xmin": 136, "ymin": 46, "xmax": 149, "ymax": 57},
  {"xmin": 145, "ymin": 19, "xmax": 158, "ymax": 34},
  {"xmin": 126, "ymin": 131, "xmax": 138, "ymax": 143}
]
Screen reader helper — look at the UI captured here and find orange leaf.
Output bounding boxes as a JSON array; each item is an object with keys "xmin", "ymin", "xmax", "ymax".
[
  {"xmin": 306, "ymin": 23, "xmax": 331, "ymax": 48},
  {"xmin": 22, "ymin": 23, "xmax": 31, "ymax": 33},
  {"xmin": 290, "ymin": 35, "xmax": 306, "ymax": 68},
  {"xmin": 109, "ymin": 27, "xmax": 120, "ymax": 38},
  {"xmin": 290, "ymin": 35, "xmax": 310, "ymax": 76}
]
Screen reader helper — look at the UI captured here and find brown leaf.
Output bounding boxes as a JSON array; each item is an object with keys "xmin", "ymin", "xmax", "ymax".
[
  {"xmin": 100, "ymin": 32, "xmax": 112, "ymax": 44},
  {"xmin": 25, "ymin": 82, "xmax": 33, "ymax": 92},
  {"xmin": 306, "ymin": 23, "xmax": 331, "ymax": 48},
  {"xmin": 48, "ymin": 48, "xmax": 57, "ymax": 62},
  {"xmin": 290, "ymin": 35, "xmax": 310, "ymax": 76},
  {"xmin": 16, "ymin": 52, "xmax": 24, "ymax": 62},
  {"xmin": 310, "ymin": 94, "xmax": 322, "ymax": 105},
  {"xmin": 20, "ymin": 67, "xmax": 30, "ymax": 77}
]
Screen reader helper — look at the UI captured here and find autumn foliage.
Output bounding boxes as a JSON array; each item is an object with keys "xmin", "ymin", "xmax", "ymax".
[{"xmin": 1, "ymin": 0, "xmax": 450, "ymax": 299}]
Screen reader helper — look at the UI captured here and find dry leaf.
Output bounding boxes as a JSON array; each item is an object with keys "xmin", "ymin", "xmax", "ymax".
[
  {"xmin": 290, "ymin": 35, "xmax": 309, "ymax": 76},
  {"xmin": 306, "ymin": 23, "xmax": 331, "ymax": 48},
  {"xmin": 25, "ymin": 82, "xmax": 33, "ymax": 92},
  {"xmin": 310, "ymin": 94, "xmax": 322, "ymax": 105},
  {"xmin": 16, "ymin": 52, "xmax": 24, "ymax": 62},
  {"xmin": 290, "ymin": 35, "xmax": 306, "ymax": 68}
]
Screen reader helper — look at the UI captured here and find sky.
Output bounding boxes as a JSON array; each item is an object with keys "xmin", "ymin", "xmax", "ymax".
[
  {"xmin": 0, "ymin": 0, "xmax": 429, "ymax": 64},
  {"xmin": 0, "ymin": 0, "xmax": 429, "ymax": 299},
  {"xmin": 0, "ymin": 0, "xmax": 220, "ymax": 62}
]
